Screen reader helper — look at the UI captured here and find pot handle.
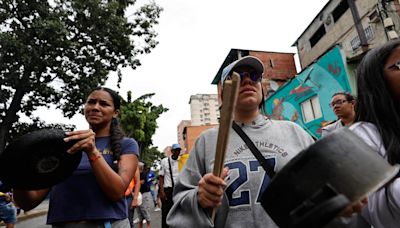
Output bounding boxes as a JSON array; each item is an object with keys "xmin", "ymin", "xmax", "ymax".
[{"xmin": 289, "ymin": 184, "xmax": 349, "ymax": 228}]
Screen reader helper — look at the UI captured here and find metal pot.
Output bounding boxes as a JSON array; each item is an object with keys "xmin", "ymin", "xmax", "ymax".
[
  {"xmin": 261, "ymin": 127, "xmax": 399, "ymax": 228},
  {"xmin": 0, "ymin": 129, "xmax": 82, "ymax": 190}
]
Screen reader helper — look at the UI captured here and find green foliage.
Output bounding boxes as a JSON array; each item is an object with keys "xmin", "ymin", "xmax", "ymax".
[
  {"xmin": 0, "ymin": 0, "xmax": 162, "ymax": 151},
  {"xmin": 7, "ymin": 117, "xmax": 75, "ymax": 144},
  {"xmin": 141, "ymin": 146, "xmax": 165, "ymax": 169},
  {"xmin": 120, "ymin": 91, "xmax": 168, "ymax": 166}
]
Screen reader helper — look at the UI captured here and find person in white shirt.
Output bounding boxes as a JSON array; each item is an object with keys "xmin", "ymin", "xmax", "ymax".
[
  {"xmin": 321, "ymin": 92, "xmax": 356, "ymax": 138},
  {"xmin": 159, "ymin": 144, "xmax": 181, "ymax": 228}
]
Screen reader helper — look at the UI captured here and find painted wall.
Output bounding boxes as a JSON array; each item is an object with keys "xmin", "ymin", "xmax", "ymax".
[{"xmin": 265, "ymin": 46, "xmax": 352, "ymax": 139}]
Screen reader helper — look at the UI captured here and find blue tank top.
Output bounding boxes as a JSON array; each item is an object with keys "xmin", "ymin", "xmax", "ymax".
[{"xmin": 47, "ymin": 137, "xmax": 139, "ymax": 224}]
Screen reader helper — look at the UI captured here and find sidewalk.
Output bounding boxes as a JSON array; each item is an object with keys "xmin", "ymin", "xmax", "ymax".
[{"xmin": 16, "ymin": 199, "xmax": 49, "ymax": 222}]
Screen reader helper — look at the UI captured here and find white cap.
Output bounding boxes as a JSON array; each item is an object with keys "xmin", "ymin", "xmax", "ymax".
[{"xmin": 221, "ymin": 56, "xmax": 264, "ymax": 84}]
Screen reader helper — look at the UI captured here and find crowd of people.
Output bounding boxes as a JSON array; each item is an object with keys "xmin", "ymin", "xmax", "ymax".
[{"xmin": 1, "ymin": 40, "xmax": 399, "ymax": 228}]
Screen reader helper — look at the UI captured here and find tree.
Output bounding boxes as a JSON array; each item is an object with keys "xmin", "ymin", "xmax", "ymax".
[
  {"xmin": 0, "ymin": 0, "xmax": 162, "ymax": 152},
  {"xmin": 7, "ymin": 118, "xmax": 75, "ymax": 144},
  {"xmin": 120, "ymin": 91, "xmax": 167, "ymax": 166},
  {"xmin": 141, "ymin": 146, "xmax": 165, "ymax": 169}
]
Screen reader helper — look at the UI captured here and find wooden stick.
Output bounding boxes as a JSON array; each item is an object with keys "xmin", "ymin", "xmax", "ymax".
[{"xmin": 211, "ymin": 72, "xmax": 240, "ymax": 222}]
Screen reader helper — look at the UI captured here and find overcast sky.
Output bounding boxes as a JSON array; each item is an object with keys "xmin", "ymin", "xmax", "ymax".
[{"xmin": 35, "ymin": 0, "xmax": 329, "ymax": 152}]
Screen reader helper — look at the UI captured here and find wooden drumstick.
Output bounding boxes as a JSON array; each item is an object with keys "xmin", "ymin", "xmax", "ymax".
[{"xmin": 211, "ymin": 72, "xmax": 240, "ymax": 222}]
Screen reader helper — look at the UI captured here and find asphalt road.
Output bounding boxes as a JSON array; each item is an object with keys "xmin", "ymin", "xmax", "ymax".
[
  {"xmin": 15, "ymin": 203, "xmax": 162, "ymax": 228},
  {"xmin": 15, "ymin": 215, "xmax": 50, "ymax": 228}
]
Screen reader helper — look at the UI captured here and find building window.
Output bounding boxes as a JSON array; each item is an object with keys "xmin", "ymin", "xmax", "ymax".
[
  {"xmin": 301, "ymin": 95, "xmax": 322, "ymax": 123},
  {"xmin": 309, "ymin": 25, "xmax": 326, "ymax": 48},
  {"xmin": 332, "ymin": 0, "xmax": 349, "ymax": 23},
  {"xmin": 269, "ymin": 59, "xmax": 275, "ymax": 68},
  {"xmin": 350, "ymin": 25, "xmax": 374, "ymax": 50}
]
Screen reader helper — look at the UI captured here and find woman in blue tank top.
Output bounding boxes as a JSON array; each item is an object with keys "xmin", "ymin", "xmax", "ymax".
[{"xmin": 14, "ymin": 87, "xmax": 139, "ymax": 228}]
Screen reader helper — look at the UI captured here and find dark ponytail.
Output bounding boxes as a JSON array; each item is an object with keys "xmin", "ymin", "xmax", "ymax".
[{"xmin": 110, "ymin": 117, "xmax": 124, "ymax": 161}]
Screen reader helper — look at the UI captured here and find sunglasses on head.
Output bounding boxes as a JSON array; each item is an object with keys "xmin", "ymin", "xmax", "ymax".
[{"xmin": 226, "ymin": 71, "xmax": 262, "ymax": 82}]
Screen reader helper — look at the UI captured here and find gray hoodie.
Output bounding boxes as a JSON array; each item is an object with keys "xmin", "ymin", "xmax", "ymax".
[{"xmin": 167, "ymin": 115, "xmax": 314, "ymax": 228}]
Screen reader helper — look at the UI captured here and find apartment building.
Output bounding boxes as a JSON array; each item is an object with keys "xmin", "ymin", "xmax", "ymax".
[{"xmin": 189, "ymin": 94, "xmax": 219, "ymax": 126}]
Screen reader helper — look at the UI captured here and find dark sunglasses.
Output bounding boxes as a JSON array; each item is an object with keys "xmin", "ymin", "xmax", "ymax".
[
  {"xmin": 388, "ymin": 61, "xmax": 400, "ymax": 70},
  {"xmin": 226, "ymin": 71, "xmax": 262, "ymax": 82},
  {"xmin": 329, "ymin": 99, "xmax": 348, "ymax": 107}
]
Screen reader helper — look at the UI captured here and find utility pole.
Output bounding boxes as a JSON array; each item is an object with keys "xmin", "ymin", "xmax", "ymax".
[{"xmin": 347, "ymin": 0, "xmax": 369, "ymax": 52}]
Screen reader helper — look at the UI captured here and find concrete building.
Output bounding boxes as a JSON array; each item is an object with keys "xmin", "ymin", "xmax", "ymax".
[
  {"xmin": 293, "ymin": 0, "xmax": 400, "ymax": 74},
  {"xmin": 189, "ymin": 94, "xmax": 219, "ymax": 126}
]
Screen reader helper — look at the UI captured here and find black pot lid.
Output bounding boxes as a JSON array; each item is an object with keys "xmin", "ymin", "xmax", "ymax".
[{"xmin": 0, "ymin": 128, "xmax": 82, "ymax": 190}]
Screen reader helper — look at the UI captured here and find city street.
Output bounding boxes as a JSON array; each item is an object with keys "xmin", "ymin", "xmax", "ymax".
[{"xmin": 14, "ymin": 201, "xmax": 162, "ymax": 228}]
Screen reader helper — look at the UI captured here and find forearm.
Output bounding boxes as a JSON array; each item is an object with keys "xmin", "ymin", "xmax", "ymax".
[
  {"xmin": 159, "ymin": 176, "xmax": 164, "ymax": 190},
  {"xmin": 133, "ymin": 169, "xmax": 140, "ymax": 198},
  {"xmin": 90, "ymin": 152, "xmax": 137, "ymax": 202},
  {"xmin": 13, "ymin": 189, "xmax": 50, "ymax": 211}
]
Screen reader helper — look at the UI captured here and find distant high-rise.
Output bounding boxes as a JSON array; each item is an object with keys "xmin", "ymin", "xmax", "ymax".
[{"xmin": 189, "ymin": 94, "xmax": 219, "ymax": 126}]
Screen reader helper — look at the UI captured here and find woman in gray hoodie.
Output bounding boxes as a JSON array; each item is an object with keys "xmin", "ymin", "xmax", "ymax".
[{"xmin": 167, "ymin": 56, "xmax": 315, "ymax": 228}]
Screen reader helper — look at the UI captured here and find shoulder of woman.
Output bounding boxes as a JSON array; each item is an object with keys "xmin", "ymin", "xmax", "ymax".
[
  {"xmin": 349, "ymin": 122, "xmax": 379, "ymax": 138},
  {"xmin": 350, "ymin": 122, "xmax": 384, "ymax": 153},
  {"xmin": 122, "ymin": 137, "xmax": 138, "ymax": 144},
  {"xmin": 270, "ymin": 119, "xmax": 305, "ymax": 132},
  {"xmin": 121, "ymin": 137, "xmax": 139, "ymax": 154}
]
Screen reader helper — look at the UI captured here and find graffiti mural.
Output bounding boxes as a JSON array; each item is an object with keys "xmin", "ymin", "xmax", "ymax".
[{"xmin": 265, "ymin": 46, "xmax": 352, "ymax": 139}]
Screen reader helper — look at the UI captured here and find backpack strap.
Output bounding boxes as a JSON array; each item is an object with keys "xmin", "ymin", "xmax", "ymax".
[
  {"xmin": 232, "ymin": 121, "xmax": 276, "ymax": 179},
  {"xmin": 168, "ymin": 157, "xmax": 175, "ymax": 188}
]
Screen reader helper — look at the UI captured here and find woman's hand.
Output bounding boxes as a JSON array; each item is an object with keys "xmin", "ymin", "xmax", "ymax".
[
  {"xmin": 64, "ymin": 130, "xmax": 98, "ymax": 155},
  {"xmin": 338, "ymin": 196, "xmax": 368, "ymax": 217},
  {"xmin": 131, "ymin": 196, "xmax": 138, "ymax": 209},
  {"xmin": 197, "ymin": 167, "xmax": 229, "ymax": 209}
]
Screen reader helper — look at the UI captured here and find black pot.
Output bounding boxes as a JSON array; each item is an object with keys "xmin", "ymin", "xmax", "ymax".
[
  {"xmin": 0, "ymin": 129, "xmax": 82, "ymax": 190},
  {"xmin": 261, "ymin": 127, "xmax": 399, "ymax": 228}
]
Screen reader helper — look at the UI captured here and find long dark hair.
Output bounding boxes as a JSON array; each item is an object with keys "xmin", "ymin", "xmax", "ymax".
[
  {"xmin": 355, "ymin": 39, "xmax": 400, "ymax": 166},
  {"xmin": 356, "ymin": 40, "xmax": 400, "ymax": 217},
  {"xmin": 89, "ymin": 87, "xmax": 125, "ymax": 161}
]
